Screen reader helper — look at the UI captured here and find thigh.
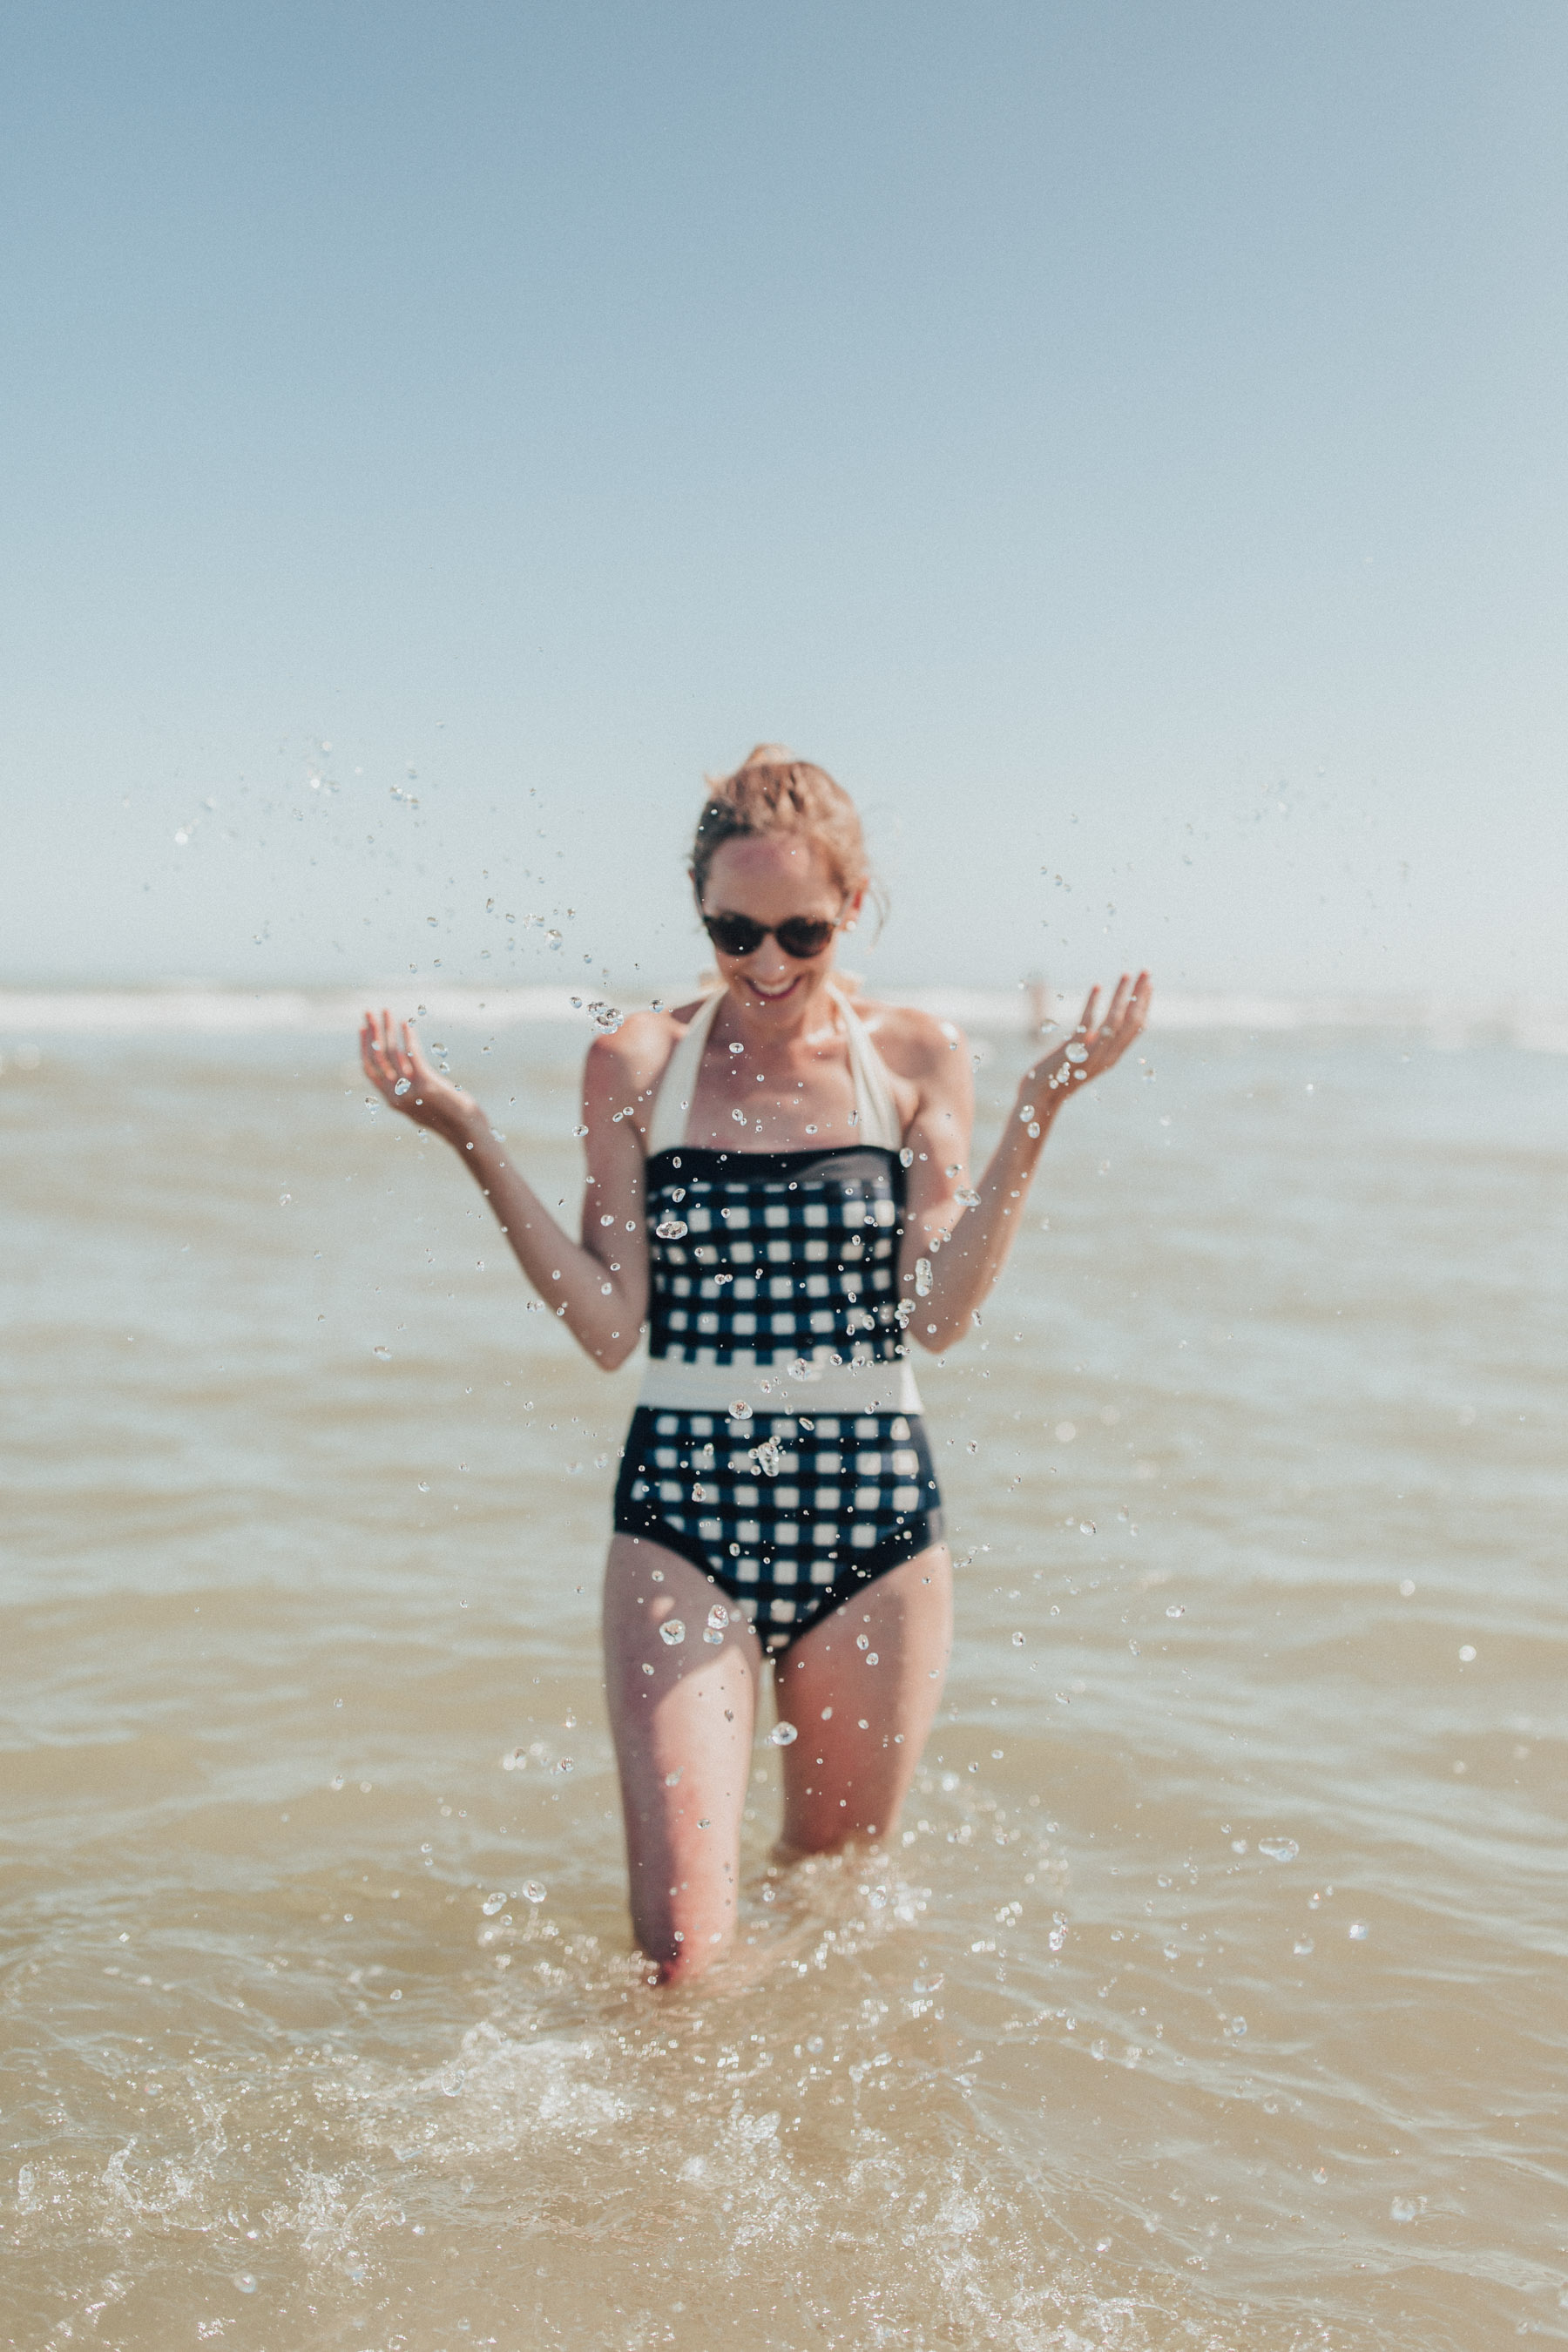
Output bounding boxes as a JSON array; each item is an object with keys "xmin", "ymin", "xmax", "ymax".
[
  {"xmin": 774, "ymin": 1542, "xmax": 951, "ymax": 1855},
  {"xmin": 602, "ymin": 1532, "xmax": 763, "ymax": 1977}
]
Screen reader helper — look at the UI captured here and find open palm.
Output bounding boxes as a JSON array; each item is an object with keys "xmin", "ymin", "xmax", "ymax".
[
  {"xmin": 1024, "ymin": 971, "xmax": 1152, "ymax": 1107},
  {"xmin": 359, "ymin": 1010, "xmax": 478, "ymax": 1142}
]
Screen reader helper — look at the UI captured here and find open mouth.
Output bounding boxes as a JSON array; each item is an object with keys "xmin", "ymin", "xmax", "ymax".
[{"xmin": 743, "ymin": 973, "xmax": 803, "ymax": 1003}]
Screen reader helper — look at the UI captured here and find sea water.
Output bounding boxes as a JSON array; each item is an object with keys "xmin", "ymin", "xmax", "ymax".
[{"xmin": 2, "ymin": 1004, "xmax": 1565, "ymax": 2349}]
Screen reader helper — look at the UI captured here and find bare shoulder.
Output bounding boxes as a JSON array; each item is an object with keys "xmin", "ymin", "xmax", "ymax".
[
  {"xmin": 584, "ymin": 996, "xmax": 713, "ymax": 1099},
  {"xmin": 855, "ymin": 997, "xmax": 968, "ymax": 1085},
  {"xmin": 584, "ymin": 1007, "xmax": 680, "ymax": 1101}
]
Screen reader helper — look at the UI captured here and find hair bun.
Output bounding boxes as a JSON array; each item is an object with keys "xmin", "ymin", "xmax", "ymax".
[{"xmin": 691, "ymin": 747, "xmax": 876, "ymax": 913}]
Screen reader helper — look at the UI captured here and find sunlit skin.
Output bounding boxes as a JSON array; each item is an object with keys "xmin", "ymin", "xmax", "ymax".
[{"xmin": 361, "ymin": 833, "xmax": 1150, "ymax": 1983}]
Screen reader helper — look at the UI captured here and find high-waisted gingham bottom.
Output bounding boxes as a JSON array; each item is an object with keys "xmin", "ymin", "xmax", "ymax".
[{"xmin": 613, "ymin": 1405, "xmax": 946, "ymax": 1654}]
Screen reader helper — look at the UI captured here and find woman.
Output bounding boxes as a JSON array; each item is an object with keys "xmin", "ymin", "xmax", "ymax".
[{"xmin": 361, "ymin": 747, "xmax": 1149, "ymax": 1981}]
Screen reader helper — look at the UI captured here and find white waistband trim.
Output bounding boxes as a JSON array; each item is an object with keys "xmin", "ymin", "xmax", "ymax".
[{"xmin": 636, "ymin": 1355, "xmax": 923, "ymax": 1418}]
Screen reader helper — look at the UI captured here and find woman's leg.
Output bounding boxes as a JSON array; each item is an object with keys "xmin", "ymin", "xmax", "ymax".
[
  {"xmin": 602, "ymin": 1533, "xmax": 763, "ymax": 1982},
  {"xmin": 774, "ymin": 1543, "xmax": 952, "ymax": 1855}
]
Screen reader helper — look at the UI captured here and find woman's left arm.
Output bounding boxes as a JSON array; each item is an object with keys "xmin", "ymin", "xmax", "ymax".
[{"xmin": 900, "ymin": 971, "xmax": 1152, "ymax": 1351}]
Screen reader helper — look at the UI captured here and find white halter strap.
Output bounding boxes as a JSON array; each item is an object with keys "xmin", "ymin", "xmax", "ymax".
[{"xmin": 644, "ymin": 987, "xmax": 903, "ymax": 1158}]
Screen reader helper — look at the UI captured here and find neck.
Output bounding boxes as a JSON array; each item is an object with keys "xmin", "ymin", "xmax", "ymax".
[{"xmin": 720, "ymin": 970, "xmax": 841, "ymax": 1056}]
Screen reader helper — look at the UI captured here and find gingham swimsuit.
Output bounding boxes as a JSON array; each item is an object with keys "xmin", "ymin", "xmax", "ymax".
[{"xmin": 612, "ymin": 990, "xmax": 945, "ymax": 1652}]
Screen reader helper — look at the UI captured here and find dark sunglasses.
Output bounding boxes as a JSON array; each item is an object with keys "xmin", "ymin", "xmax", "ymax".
[{"xmin": 701, "ymin": 909, "xmax": 842, "ymax": 960}]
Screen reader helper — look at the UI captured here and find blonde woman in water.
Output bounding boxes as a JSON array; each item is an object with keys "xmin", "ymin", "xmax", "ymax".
[{"xmin": 361, "ymin": 748, "xmax": 1149, "ymax": 1981}]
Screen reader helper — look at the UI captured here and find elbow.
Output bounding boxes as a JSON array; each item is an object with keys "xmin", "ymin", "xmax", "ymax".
[{"xmin": 592, "ymin": 1332, "xmax": 640, "ymax": 1373}]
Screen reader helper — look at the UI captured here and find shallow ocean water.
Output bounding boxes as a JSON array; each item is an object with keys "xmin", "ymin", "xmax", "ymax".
[{"xmin": 2, "ymin": 1008, "xmax": 1565, "ymax": 2349}]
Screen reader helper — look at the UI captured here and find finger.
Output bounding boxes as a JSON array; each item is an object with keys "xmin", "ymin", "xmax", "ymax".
[
  {"xmin": 1104, "ymin": 972, "xmax": 1132, "ymax": 1029},
  {"xmin": 1077, "ymin": 985, "xmax": 1101, "ymax": 1037}
]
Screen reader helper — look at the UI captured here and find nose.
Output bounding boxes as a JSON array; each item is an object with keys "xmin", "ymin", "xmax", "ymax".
[{"xmin": 746, "ymin": 936, "xmax": 794, "ymax": 985}]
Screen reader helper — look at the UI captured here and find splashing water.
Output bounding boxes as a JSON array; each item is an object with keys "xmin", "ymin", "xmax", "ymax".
[{"xmin": 3, "ymin": 1019, "xmax": 1565, "ymax": 2349}]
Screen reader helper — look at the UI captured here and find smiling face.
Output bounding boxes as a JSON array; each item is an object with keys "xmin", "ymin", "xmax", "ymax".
[{"xmin": 699, "ymin": 835, "xmax": 864, "ymax": 1019}]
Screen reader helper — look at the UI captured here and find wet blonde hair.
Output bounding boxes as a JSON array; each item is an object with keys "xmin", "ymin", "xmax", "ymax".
[{"xmin": 690, "ymin": 744, "xmax": 870, "ymax": 906}]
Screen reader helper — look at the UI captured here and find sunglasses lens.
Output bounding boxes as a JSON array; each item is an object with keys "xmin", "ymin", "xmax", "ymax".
[
  {"xmin": 774, "ymin": 920, "xmax": 835, "ymax": 958},
  {"xmin": 705, "ymin": 914, "xmax": 766, "ymax": 956}
]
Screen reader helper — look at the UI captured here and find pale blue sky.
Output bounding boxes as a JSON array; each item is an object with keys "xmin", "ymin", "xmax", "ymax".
[{"xmin": 4, "ymin": 3, "xmax": 1565, "ymax": 994}]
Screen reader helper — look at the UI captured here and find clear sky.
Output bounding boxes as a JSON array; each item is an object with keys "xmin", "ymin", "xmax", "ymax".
[{"xmin": 4, "ymin": 2, "xmax": 1565, "ymax": 997}]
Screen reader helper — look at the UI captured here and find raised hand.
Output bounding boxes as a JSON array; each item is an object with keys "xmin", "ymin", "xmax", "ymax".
[
  {"xmin": 1023, "ymin": 970, "xmax": 1152, "ymax": 1110},
  {"xmin": 359, "ymin": 1009, "xmax": 481, "ymax": 1143}
]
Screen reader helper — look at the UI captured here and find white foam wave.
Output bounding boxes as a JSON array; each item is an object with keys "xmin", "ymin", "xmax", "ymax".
[{"xmin": 2, "ymin": 983, "xmax": 1565, "ymax": 1047}]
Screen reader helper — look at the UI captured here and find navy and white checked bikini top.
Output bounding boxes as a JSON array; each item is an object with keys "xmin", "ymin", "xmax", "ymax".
[{"xmin": 640, "ymin": 990, "xmax": 910, "ymax": 1379}]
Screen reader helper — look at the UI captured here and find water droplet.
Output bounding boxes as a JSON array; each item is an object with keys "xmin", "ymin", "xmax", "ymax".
[
  {"xmin": 1065, "ymin": 1042, "xmax": 1088, "ymax": 1063},
  {"xmin": 546, "ymin": 929, "xmax": 562, "ymax": 950},
  {"xmin": 1458, "ymin": 1644, "xmax": 1477, "ymax": 1662},
  {"xmin": 1389, "ymin": 2196, "xmax": 1418, "ymax": 2224},
  {"xmin": 915, "ymin": 1257, "xmax": 932, "ymax": 1297},
  {"xmin": 572, "ymin": 1123, "xmax": 589, "ymax": 1137},
  {"xmin": 728, "ymin": 1040, "xmax": 745, "ymax": 1053},
  {"xmin": 899, "ymin": 1147, "xmax": 914, "ymax": 1167},
  {"xmin": 749, "ymin": 1437, "xmax": 784, "ymax": 1477},
  {"xmin": 235, "ymin": 2273, "xmax": 258, "ymax": 2295},
  {"xmin": 501, "ymin": 1747, "xmax": 525, "ymax": 1771},
  {"xmin": 1312, "ymin": 2166, "xmax": 1328, "ymax": 2184},
  {"xmin": 856, "ymin": 1632, "xmax": 869, "ymax": 1650},
  {"xmin": 556, "ymin": 1756, "xmax": 574, "ymax": 1773},
  {"xmin": 1259, "ymin": 1836, "xmax": 1299, "ymax": 1862},
  {"xmin": 1079, "ymin": 1521, "xmax": 1095, "ymax": 1535},
  {"xmin": 733, "ymin": 1108, "xmax": 748, "ymax": 1125},
  {"xmin": 769, "ymin": 1722, "xmax": 798, "ymax": 1746},
  {"xmin": 728, "ymin": 1400, "xmax": 752, "ymax": 1421},
  {"xmin": 655, "ymin": 1213, "xmax": 688, "ymax": 1240},
  {"xmin": 1165, "ymin": 1603, "xmax": 1184, "ymax": 1618},
  {"xmin": 373, "ymin": 1345, "xmax": 391, "ymax": 1360},
  {"xmin": 1054, "ymin": 1420, "xmax": 1077, "ymax": 1443},
  {"xmin": 1090, "ymin": 2038, "xmax": 1108, "ymax": 2060},
  {"xmin": 1348, "ymin": 1921, "xmax": 1369, "ymax": 1940},
  {"xmin": 865, "ymin": 1652, "xmax": 879, "ymax": 1666},
  {"xmin": 394, "ymin": 1077, "xmax": 411, "ymax": 1096},
  {"xmin": 1294, "ymin": 1936, "xmax": 1315, "ymax": 1954},
  {"xmin": 439, "ymin": 2066, "xmax": 465, "ymax": 2096},
  {"xmin": 522, "ymin": 1879, "xmax": 546, "ymax": 1903},
  {"xmin": 1011, "ymin": 1631, "xmax": 1025, "ymax": 1646},
  {"xmin": 659, "ymin": 1619, "xmax": 686, "ymax": 1646},
  {"xmin": 706, "ymin": 1604, "xmax": 729, "ymax": 1630},
  {"xmin": 703, "ymin": 1628, "xmax": 723, "ymax": 1645},
  {"xmin": 1398, "ymin": 1577, "xmax": 1416, "ymax": 1597},
  {"xmin": 1224, "ymin": 2016, "xmax": 1247, "ymax": 2039},
  {"xmin": 417, "ymin": 1480, "xmax": 429, "ymax": 1492},
  {"xmin": 482, "ymin": 1891, "xmax": 507, "ymax": 1916}
]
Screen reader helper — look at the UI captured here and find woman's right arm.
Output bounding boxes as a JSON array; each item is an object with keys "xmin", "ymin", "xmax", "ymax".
[{"xmin": 359, "ymin": 1010, "xmax": 661, "ymax": 1371}]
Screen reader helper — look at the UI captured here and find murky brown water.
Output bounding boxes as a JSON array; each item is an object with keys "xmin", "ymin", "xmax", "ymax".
[{"xmin": 3, "ymin": 1006, "xmax": 1565, "ymax": 2349}]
